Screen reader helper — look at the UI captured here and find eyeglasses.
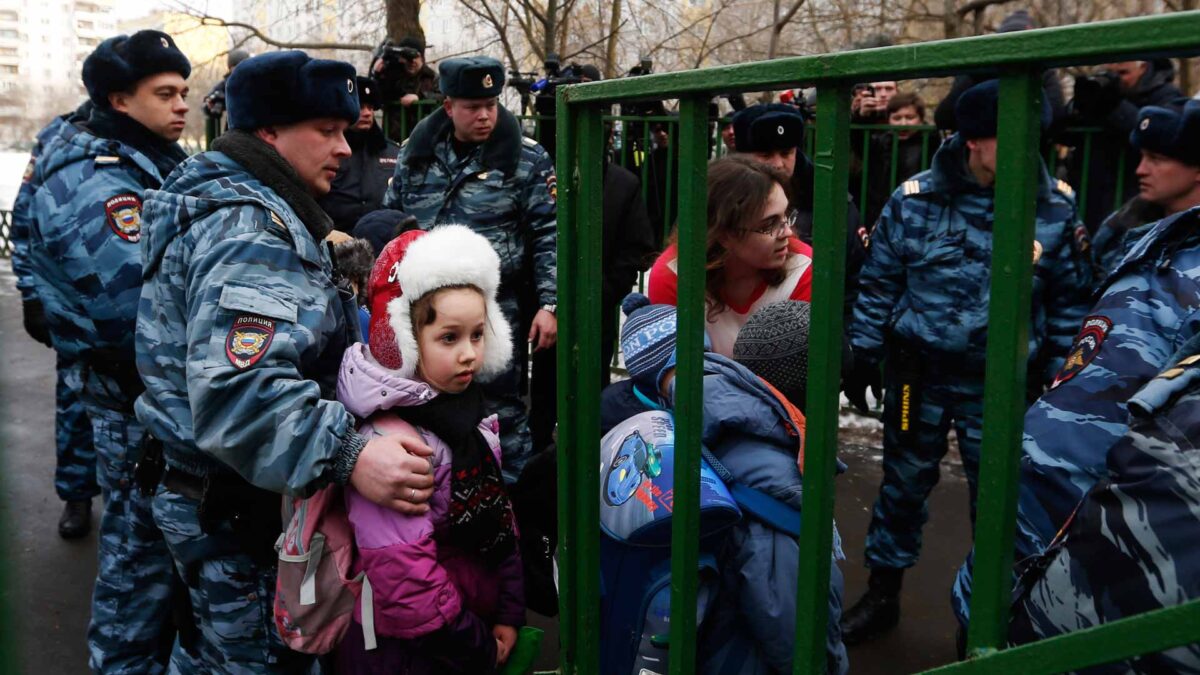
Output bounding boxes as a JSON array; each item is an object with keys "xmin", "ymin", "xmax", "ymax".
[{"xmin": 742, "ymin": 210, "xmax": 797, "ymax": 236}]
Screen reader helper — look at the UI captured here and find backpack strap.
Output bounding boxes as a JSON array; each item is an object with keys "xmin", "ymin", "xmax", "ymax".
[
  {"xmin": 300, "ymin": 533, "xmax": 325, "ymax": 606},
  {"xmin": 700, "ymin": 446, "xmax": 802, "ymax": 538},
  {"xmin": 359, "ymin": 572, "xmax": 377, "ymax": 651}
]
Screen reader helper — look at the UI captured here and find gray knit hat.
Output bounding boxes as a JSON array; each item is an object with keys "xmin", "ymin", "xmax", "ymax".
[{"xmin": 733, "ymin": 300, "xmax": 810, "ymax": 409}]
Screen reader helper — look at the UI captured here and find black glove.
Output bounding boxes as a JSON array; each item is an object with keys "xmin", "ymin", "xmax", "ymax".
[
  {"xmin": 22, "ymin": 298, "xmax": 52, "ymax": 347},
  {"xmin": 842, "ymin": 349, "xmax": 882, "ymax": 414},
  {"xmin": 1072, "ymin": 72, "xmax": 1122, "ymax": 120}
]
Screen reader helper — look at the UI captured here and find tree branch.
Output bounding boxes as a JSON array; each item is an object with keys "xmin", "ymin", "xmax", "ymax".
[{"xmin": 190, "ymin": 15, "xmax": 372, "ymax": 51}]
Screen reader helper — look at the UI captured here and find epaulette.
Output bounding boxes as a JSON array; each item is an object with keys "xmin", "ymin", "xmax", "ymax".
[
  {"xmin": 1055, "ymin": 178, "xmax": 1074, "ymax": 197},
  {"xmin": 94, "ymin": 155, "xmax": 121, "ymax": 166},
  {"xmin": 522, "ymin": 135, "xmax": 538, "ymax": 147},
  {"xmin": 902, "ymin": 179, "xmax": 923, "ymax": 196},
  {"xmin": 1158, "ymin": 353, "xmax": 1200, "ymax": 380}
]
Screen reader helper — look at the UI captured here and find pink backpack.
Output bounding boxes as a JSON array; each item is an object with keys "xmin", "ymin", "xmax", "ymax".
[{"xmin": 273, "ymin": 483, "xmax": 377, "ymax": 653}]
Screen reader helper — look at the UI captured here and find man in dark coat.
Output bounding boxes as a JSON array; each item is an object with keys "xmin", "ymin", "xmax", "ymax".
[
  {"xmin": 319, "ymin": 76, "xmax": 401, "ymax": 232},
  {"xmin": 1065, "ymin": 58, "xmax": 1184, "ymax": 229}
]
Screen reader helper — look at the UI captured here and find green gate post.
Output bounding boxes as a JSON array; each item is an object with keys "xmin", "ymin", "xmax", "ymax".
[
  {"xmin": 668, "ymin": 94, "xmax": 713, "ymax": 675},
  {"xmin": 794, "ymin": 83, "xmax": 852, "ymax": 675},
  {"xmin": 965, "ymin": 70, "xmax": 1043, "ymax": 657},
  {"xmin": 556, "ymin": 96, "xmax": 605, "ymax": 674}
]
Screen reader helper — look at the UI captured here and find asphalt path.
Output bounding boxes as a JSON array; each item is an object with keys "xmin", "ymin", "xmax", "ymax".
[{"xmin": 0, "ymin": 259, "xmax": 971, "ymax": 673}]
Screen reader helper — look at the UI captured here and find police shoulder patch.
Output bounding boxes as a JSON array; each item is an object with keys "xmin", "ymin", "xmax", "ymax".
[
  {"xmin": 226, "ymin": 315, "xmax": 276, "ymax": 369},
  {"xmin": 21, "ymin": 156, "xmax": 35, "ymax": 183},
  {"xmin": 1073, "ymin": 223, "xmax": 1091, "ymax": 253},
  {"xmin": 546, "ymin": 173, "xmax": 558, "ymax": 203},
  {"xmin": 104, "ymin": 193, "xmax": 142, "ymax": 242},
  {"xmin": 1051, "ymin": 315, "xmax": 1112, "ymax": 389},
  {"xmin": 902, "ymin": 179, "xmax": 922, "ymax": 196}
]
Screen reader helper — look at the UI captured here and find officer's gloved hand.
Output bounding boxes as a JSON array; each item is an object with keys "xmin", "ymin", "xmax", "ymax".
[
  {"xmin": 22, "ymin": 299, "xmax": 52, "ymax": 348},
  {"xmin": 842, "ymin": 350, "xmax": 881, "ymax": 414},
  {"xmin": 1072, "ymin": 72, "xmax": 1122, "ymax": 120}
]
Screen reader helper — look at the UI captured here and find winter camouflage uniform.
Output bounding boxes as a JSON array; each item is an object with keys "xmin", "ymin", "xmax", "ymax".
[
  {"xmin": 12, "ymin": 111, "xmax": 98, "ymax": 503},
  {"xmin": 1008, "ymin": 343, "xmax": 1200, "ymax": 673},
  {"xmin": 29, "ymin": 119, "xmax": 180, "ymax": 673},
  {"xmin": 384, "ymin": 105, "xmax": 557, "ymax": 481},
  {"xmin": 136, "ymin": 148, "xmax": 362, "ymax": 672},
  {"xmin": 954, "ymin": 205, "xmax": 1200, "ymax": 625},
  {"xmin": 849, "ymin": 133, "xmax": 1091, "ymax": 571}
]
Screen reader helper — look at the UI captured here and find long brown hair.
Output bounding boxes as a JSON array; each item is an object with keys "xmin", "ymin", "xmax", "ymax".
[{"xmin": 670, "ymin": 156, "xmax": 792, "ymax": 320}]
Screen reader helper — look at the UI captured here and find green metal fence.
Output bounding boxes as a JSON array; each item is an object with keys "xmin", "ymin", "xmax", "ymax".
[{"xmin": 554, "ymin": 12, "xmax": 1200, "ymax": 675}]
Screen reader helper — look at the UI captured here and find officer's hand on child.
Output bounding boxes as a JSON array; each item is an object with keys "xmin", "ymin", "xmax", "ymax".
[
  {"xmin": 350, "ymin": 431, "xmax": 436, "ymax": 514},
  {"xmin": 494, "ymin": 624, "xmax": 517, "ymax": 665},
  {"xmin": 528, "ymin": 309, "xmax": 558, "ymax": 351}
]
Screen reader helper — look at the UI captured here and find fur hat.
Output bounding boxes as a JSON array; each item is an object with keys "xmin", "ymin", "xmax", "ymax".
[
  {"xmin": 377, "ymin": 225, "xmax": 513, "ymax": 380},
  {"xmin": 226, "ymin": 51, "xmax": 360, "ymax": 130},
  {"xmin": 82, "ymin": 31, "xmax": 192, "ymax": 106},
  {"xmin": 1131, "ymin": 98, "xmax": 1200, "ymax": 167},
  {"xmin": 357, "ymin": 76, "xmax": 383, "ymax": 109},
  {"xmin": 955, "ymin": 79, "xmax": 1051, "ymax": 140},
  {"xmin": 732, "ymin": 103, "xmax": 805, "ymax": 153},
  {"xmin": 440, "ymin": 56, "xmax": 505, "ymax": 98}
]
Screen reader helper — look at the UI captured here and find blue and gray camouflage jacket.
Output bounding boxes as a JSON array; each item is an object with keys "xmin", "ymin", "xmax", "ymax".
[
  {"xmin": 12, "ymin": 114, "xmax": 77, "ymax": 303},
  {"xmin": 28, "ymin": 120, "xmax": 163, "ymax": 390},
  {"xmin": 1015, "ymin": 205, "xmax": 1200, "ymax": 559},
  {"xmin": 383, "ymin": 106, "xmax": 557, "ymax": 307},
  {"xmin": 1009, "ymin": 342, "xmax": 1200, "ymax": 673},
  {"xmin": 135, "ymin": 151, "xmax": 364, "ymax": 495},
  {"xmin": 849, "ymin": 134, "xmax": 1092, "ymax": 380}
]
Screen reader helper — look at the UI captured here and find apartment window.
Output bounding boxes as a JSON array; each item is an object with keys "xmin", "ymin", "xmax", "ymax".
[
  {"xmin": 0, "ymin": 64, "xmax": 18, "ymax": 74},
  {"xmin": 0, "ymin": 47, "xmax": 16, "ymax": 56},
  {"xmin": 0, "ymin": 29, "xmax": 18, "ymax": 38},
  {"xmin": 0, "ymin": 11, "xmax": 18, "ymax": 21}
]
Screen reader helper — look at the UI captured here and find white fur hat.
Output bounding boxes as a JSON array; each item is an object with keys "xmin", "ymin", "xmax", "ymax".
[{"xmin": 387, "ymin": 224, "xmax": 514, "ymax": 380}]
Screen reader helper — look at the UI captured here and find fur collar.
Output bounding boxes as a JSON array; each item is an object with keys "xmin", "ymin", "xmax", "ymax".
[{"xmin": 404, "ymin": 105, "xmax": 522, "ymax": 176}]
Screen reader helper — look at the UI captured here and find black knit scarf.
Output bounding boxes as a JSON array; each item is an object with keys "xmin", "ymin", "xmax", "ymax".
[
  {"xmin": 211, "ymin": 129, "xmax": 333, "ymax": 241},
  {"xmin": 392, "ymin": 383, "xmax": 517, "ymax": 566},
  {"xmin": 86, "ymin": 106, "xmax": 188, "ymax": 178}
]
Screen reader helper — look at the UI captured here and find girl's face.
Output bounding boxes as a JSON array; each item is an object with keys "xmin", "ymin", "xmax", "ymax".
[
  {"xmin": 719, "ymin": 182, "xmax": 792, "ymax": 273},
  {"xmin": 416, "ymin": 288, "xmax": 488, "ymax": 394},
  {"xmin": 888, "ymin": 104, "xmax": 922, "ymax": 141}
]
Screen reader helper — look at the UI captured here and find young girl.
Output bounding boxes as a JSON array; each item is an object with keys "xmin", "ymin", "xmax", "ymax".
[
  {"xmin": 647, "ymin": 156, "xmax": 814, "ymax": 356},
  {"xmin": 335, "ymin": 225, "xmax": 524, "ymax": 674}
]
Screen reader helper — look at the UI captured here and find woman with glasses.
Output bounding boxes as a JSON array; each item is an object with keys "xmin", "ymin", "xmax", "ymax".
[{"xmin": 646, "ymin": 156, "xmax": 813, "ymax": 356}]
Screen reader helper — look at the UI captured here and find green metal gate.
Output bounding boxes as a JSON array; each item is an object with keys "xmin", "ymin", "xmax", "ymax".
[{"xmin": 554, "ymin": 13, "xmax": 1200, "ymax": 675}]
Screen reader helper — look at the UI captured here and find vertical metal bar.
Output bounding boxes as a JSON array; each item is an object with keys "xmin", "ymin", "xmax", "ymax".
[
  {"xmin": 553, "ymin": 89, "xmax": 579, "ymax": 671},
  {"xmin": 889, "ymin": 130, "xmax": 901, "ymax": 188},
  {"xmin": 577, "ymin": 103, "xmax": 606, "ymax": 675},
  {"xmin": 1078, "ymin": 131, "xmax": 1094, "ymax": 223},
  {"xmin": 965, "ymin": 70, "xmax": 1042, "ymax": 657},
  {"xmin": 921, "ymin": 129, "xmax": 931, "ymax": 169},
  {"xmin": 858, "ymin": 128, "xmax": 871, "ymax": 216},
  {"xmin": 794, "ymin": 82, "xmax": 851, "ymax": 675},
  {"xmin": 664, "ymin": 118, "xmax": 677, "ymax": 244},
  {"xmin": 668, "ymin": 95, "xmax": 710, "ymax": 675}
]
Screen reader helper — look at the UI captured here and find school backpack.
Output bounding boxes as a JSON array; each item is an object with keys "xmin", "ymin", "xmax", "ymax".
[
  {"xmin": 598, "ymin": 410, "xmax": 743, "ymax": 675},
  {"xmin": 273, "ymin": 483, "xmax": 377, "ymax": 654}
]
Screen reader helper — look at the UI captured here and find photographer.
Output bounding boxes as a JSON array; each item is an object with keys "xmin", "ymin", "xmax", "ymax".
[
  {"xmin": 202, "ymin": 48, "xmax": 251, "ymax": 122},
  {"xmin": 1065, "ymin": 59, "xmax": 1183, "ymax": 230},
  {"xmin": 371, "ymin": 36, "xmax": 441, "ymax": 140}
]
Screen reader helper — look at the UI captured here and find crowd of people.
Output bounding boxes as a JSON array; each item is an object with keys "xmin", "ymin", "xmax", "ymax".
[{"xmin": 8, "ymin": 9, "xmax": 1200, "ymax": 674}]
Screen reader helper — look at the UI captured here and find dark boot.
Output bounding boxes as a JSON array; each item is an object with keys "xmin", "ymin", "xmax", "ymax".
[
  {"xmin": 58, "ymin": 499, "xmax": 92, "ymax": 539},
  {"xmin": 840, "ymin": 567, "xmax": 904, "ymax": 645}
]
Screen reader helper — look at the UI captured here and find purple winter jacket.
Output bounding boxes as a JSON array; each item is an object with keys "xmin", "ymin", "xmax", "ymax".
[{"xmin": 334, "ymin": 343, "xmax": 524, "ymax": 674}]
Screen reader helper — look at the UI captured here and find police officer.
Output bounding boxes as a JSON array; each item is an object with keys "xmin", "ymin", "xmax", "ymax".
[
  {"xmin": 135, "ymin": 51, "xmax": 435, "ymax": 671},
  {"xmin": 317, "ymin": 75, "xmax": 401, "ymax": 233},
  {"xmin": 952, "ymin": 99, "xmax": 1200, "ymax": 628},
  {"xmin": 730, "ymin": 103, "xmax": 867, "ymax": 313},
  {"xmin": 1091, "ymin": 98, "xmax": 1200, "ymax": 276},
  {"xmin": 1008, "ymin": 340, "xmax": 1200, "ymax": 671},
  {"xmin": 384, "ymin": 55, "xmax": 557, "ymax": 482},
  {"xmin": 840, "ymin": 80, "xmax": 1092, "ymax": 643},
  {"xmin": 11, "ymin": 99, "xmax": 100, "ymax": 539},
  {"xmin": 28, "ymin": 30, "xmax": 192, "ymax": 671}
]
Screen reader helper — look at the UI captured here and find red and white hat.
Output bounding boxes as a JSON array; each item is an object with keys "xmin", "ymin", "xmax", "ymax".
[{"xmin": 366, "ymin": 224, "xmax": 513, "ymax": 380}]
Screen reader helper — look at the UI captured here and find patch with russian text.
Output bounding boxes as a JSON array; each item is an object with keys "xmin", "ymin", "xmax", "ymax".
[
  {"xmin": 546, "ymin": 174, "xmax": 557, "ymax": 202},
  {"xmin": 1051, "ymin": 315, "xmax": 1111, "ymax": 389},
  {"xmin": 226, "ymin": 315, "xmax": 276, "ymax": 369},
  {"xmin": 104, "ymin": 193, "xmax": 142, "ymax": 242}
]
